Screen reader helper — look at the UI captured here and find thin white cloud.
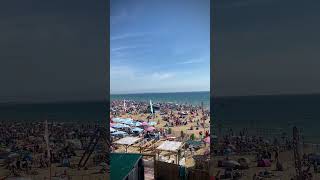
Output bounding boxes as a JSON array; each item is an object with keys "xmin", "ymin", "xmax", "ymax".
[
  {"xmin": 111, "ymin": 32, "xmax": 151, "ymax": 41},
  {"xmin": 111, "ymin": 46, "xmax": 138, "ymax": 52},
  {"xmin": 177, "ymin": 58, "xmax": 204, "ymax": 65},
  {"xmin": 111, "ymin": 44, "xmax": 150, "ymax": 52},
  {"xmin": 151, "ymin": 72, "xmax": 174, "ymax": 80}
]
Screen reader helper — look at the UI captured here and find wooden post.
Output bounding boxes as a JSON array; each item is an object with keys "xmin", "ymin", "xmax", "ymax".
[
  {"xmin": 153, "ymin": 154, "xmax": 157, "ymax": 180},
  {"xmin": 176, "ymin": 154, "xmax": 178, "ymax": 165}
]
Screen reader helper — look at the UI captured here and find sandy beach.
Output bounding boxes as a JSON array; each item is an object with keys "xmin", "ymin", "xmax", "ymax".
[{"xmin": 110, "ymin": 100, "xmax": 210, "ymax": 168}]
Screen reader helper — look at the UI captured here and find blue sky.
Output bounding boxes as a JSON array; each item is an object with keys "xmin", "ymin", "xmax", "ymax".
[{"xmin": 110, "ymin": 0, "xmax": 210, "ymax": 94}]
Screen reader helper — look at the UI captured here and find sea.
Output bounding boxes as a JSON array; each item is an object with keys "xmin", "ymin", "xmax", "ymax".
[
  {"xmin": 1, "ymin": 93, "xmax": 320, "ymax": 143},
  {"xmin": 111, "ymin": 91, "xmax": 210, "ymax": 108}
]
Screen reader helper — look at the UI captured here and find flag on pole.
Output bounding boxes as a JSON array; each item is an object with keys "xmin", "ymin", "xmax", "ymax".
[
  {"xmin": 123, "ymin": 99, "xmax": 126, "ymax": 112},
  {"xmin": 150, "ymin": 100, "xmax": 153, "ymax": 114}
]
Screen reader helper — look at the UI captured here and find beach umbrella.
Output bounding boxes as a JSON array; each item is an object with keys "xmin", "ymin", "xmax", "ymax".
[
  {"xmin": 148, "ymin": 121, "xmax": 157, "ymax": 126},
  {"xmin": 142, "ymin": 122, "xmax": 149, "ymax": 126},
  {"xmin": 146, "ymin": 126, "xmax": 156, "ymax": 132},
  {"xmin": 132, "ymin": 127, "xmax": 144, "ymax": 133},
  {"xmin": 203, "ymin": 136, "xmax": 210, "ymax": 144},
  {"xmin": 110, "ymin": 127, "xmax": 116, "ymax": 132}
]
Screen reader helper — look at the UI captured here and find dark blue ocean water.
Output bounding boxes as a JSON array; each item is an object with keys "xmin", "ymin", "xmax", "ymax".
[
  {"xmin": 213, "ymin": 94, "xmax": 320, "ymax": 143},
  {"xmin": 0, "ymin": 101, "xmax": 107, "ymax": 123},
  {"xmin": 111, "ymin": 91, "xmax": 210, "ymax": 108},
  {"xmin": 1, "ymin": 94, "xmax": 319, "ymax": 142}
]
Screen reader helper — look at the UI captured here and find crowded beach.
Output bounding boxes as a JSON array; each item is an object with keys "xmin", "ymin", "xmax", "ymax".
[
  {"xmin": 110, "ymin": 99, "xmax": 210, "ymax": 169},
  {"xmin": 210, "ymin": 126, "xmax": 320, "ymax": 180},
  {"xmin": 0, "ymin": 121, "xmax": 108, "ymax": 180}
]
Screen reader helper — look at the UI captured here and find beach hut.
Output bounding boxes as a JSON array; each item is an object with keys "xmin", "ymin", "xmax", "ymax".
[
  {"xmin": 156, "ymin": 141, "xmax": 184, "ymax": 165},
  {"xmin": 111, "ymin": 153, "xmax": 144, "ymax": 180}
]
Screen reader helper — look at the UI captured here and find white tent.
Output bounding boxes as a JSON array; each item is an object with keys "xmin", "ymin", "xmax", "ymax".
[{"xmin": 157, "ymin": 141, "xmax": 183, "ymax": 152}]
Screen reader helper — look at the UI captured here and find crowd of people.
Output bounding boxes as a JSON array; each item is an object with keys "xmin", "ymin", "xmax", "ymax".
[{"xmin": 0, "ymin": 122, "xmax": 107, "ymax": 178}]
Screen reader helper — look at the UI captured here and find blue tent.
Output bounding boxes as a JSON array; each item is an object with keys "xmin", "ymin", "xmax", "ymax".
[
  {"xmin": 111, "ymin": 131, "xmax": 128, "ymax": 136},
  {"xmin": 122, "ymin": 119, "xmax": 135, "ymax": 126},
  {"xmin": 110, "ymin": 127, "xmax": 117, "ymax": 132},
  {"xmin": 112, "ymin": 123, "xmax": 130, "ymax": 129},
  {"xmin": 132, "ymin": 127, "xmax": 144, "ymax": 133},
  {"xmin": 148, "ymin": 122, "xmax": 157, "ymax": 126},
  {"xmin": 134, "ymin": 122, "xmax": 142, "ymax": 126},
  {"xmin": 112, "ymin": 118, "xmax": 122, "ymax": 123}
]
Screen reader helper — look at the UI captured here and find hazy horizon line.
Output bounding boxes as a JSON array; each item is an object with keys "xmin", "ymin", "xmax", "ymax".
[
  {"xmin": 110, "ymin": 90, "xmax": 210, "ymax": 95},
  {"xmin": 2, "ymin": 92, "xmax": 320, "ymax": 106}
]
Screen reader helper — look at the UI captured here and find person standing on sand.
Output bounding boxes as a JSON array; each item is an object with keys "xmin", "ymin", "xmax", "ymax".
[{"xmin": 274, "ymin": 148, "xmax": 279, "ymax": 162}]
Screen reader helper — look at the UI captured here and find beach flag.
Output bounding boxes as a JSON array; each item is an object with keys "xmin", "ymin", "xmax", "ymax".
[
  {"xmin": 123, "ymin": 99, "xmax": 126, "ymax": 112},
  {"xmin": 150, "ymin": 100, "xmax": 153, "ymax": 114},
  {"xmin": 44, "ymin": 120, "xmax": 50, "ymax": 160}
]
